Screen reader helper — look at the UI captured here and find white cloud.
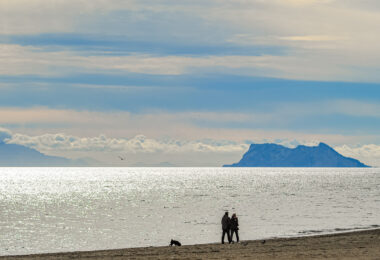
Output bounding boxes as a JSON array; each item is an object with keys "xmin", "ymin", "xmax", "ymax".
[
  {"xmin": 0, "ymin": 107, "xmax": 264, "ymax": 127},
  {"xmin": 7, "ymin": 132, "xmax": 248, "ymax": 154},
  {"xmin": 0, "ymin": 127, "xmax": 12, "ymax": 142},
  {"xmin": 0, "ymin": 104, "xmax": 379, "ymax": 142},
  {"xmin": 0, "ymin": 0, "xmax": 141, "ymax": 34},
  {"xmin": 0, "ymin": 44, "xmax": 274, "ymax": 76},
  {"xmin": 3, "ymin": 127, "xmax": 379, "ymax": 166},
  {"xmin": 327, "ymin": 100, "xmax": 380, "ymax": 118},
  {"xmin": 274, "ymin": 99, "xmax": 380, "ymax": 119},
  {"xmin": 0, "ymin": 107, "xmax": 278, "ymax": 144},
  {"xmin": 278, "ymin": 35, "xmax": 345, "ymax": 42},
  {"xmin": 214, "ymin": 1, "xmax": 380, "ymax": 81},
  {"xmin": 2, "ymin": 43, "xmax": 380, "ymax": 81},
  {"xmin": 279, "ymin": 0, "xmax": 333, "ymax": 5},
  {"xmin": 335, "ymin": 144, "xmax": 380, "ymax": 167},
  {"xmin": 5, "ymin": 130, "xmax": 249, "ymax": 166},
  {"xmin": 1, "ymin": 1, "xmax": 380, "ymax": 81}
]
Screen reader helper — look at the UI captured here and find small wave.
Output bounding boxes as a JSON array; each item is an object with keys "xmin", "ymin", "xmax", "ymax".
[
  {"xmin": 334, "ymin": 228, "xmax": 354, "ymax": 232},
  {"xmin": 334, "ymin": 226, "xmax": 377, "ymax": 232},
  {"xmin": 298, "ymin": 230, "xmax": 324, "ymax": 234},
  {"xmin": 298, "ymin": 225, "xmax": 380, "ymax": 237}
]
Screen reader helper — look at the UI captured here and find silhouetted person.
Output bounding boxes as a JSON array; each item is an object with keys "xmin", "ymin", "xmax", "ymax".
[
  {"xmin": 221, "ymin": 212, "xmax": 231, "ymax": 244},
  {"xmin": 230, "ymin": 213, "xmax": 239, "ymax": 243}
]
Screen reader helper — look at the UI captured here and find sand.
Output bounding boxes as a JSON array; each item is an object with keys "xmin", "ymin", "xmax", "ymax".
[{"xmin": 1, "ymin": 229, "xmax": 380, "ymax": 260}]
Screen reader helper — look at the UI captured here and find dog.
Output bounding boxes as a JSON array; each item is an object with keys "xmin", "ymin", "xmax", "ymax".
[{"xmin": 170, "ymin": 239, "xmax": 181, "ymax": 246}]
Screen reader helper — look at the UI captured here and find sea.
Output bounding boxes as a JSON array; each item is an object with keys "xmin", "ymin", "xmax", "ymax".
[{"xmin": 0, "ymin": 167, "xmax": 379, "ymax": 256}]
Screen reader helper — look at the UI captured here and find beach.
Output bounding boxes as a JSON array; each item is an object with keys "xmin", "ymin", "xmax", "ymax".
[{"xmin": 2, "ymin": 229, "xmax": 379, "ymax": 260}]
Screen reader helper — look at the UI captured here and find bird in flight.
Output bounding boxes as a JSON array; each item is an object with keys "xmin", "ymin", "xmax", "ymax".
[{"xmin": 118, "ymin": 156, "xmax": 126, "ymax": 161}]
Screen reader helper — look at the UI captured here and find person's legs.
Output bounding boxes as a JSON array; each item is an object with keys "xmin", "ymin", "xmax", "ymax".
[
  {"xmin": 235, "ymin": 230, "xmax": 239, "ymax": 242},
  {"xmin": 221, "ymin": 229, "xmax": 227, "ymax": 244},
  {"xmin": 231, "ymin": 229, "xmax": 237, "ymax": 242}
]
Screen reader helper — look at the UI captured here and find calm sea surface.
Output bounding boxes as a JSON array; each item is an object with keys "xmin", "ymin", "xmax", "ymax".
[{"xmin": 0, "ymin": 167, "xmax": 379, "ymax": 255}]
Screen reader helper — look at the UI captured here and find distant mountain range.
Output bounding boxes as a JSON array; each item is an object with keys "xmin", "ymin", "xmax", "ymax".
[
  {"xmin": 224, "ymin": 142, "xmax": 369, "ymax": 167},
  {"xmin": 0, "ymin": 142, "xmax": 87, "ymax": 166}
]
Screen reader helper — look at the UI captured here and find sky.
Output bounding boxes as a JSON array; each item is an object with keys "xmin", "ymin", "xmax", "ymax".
[{"xmin": 1, "ymin": 0, "xmax": 380, "ymax": 166}]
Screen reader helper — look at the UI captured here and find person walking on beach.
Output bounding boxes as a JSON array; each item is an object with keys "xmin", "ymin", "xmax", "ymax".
[
  {"xmin": 221, "ymin": 212, "xmax": 231, "ymax": 244},
  {"xmin": 230, "ymin": 213, "xmax": 239, "ymax": 243}
]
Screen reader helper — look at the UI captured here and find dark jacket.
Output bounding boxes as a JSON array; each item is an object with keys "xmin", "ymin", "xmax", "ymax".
[
  {"xmin": 230, "ymin": 217, "xmax": 239, "ymax": 230},
  {"xmin": 221, "ymin": 214, "xmax": 230, "ymax": 230}
]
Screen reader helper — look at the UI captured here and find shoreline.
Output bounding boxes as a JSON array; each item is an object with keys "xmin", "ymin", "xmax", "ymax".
[{"xmin": 2, "ymin": 228, "xmax": 380, "ymax": 259}]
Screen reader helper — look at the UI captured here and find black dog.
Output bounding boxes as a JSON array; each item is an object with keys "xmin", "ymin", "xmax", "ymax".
[{"xmin": 170, "ymin": 239, "xmax": 181, "ymax": 246}]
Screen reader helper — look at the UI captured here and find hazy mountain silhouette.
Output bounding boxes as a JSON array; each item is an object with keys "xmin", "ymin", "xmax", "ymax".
[
  {"xmin": 0, "ymin": 142, "xmax": 87, "ymax": 166},
  {"xmin": 224, "ymin": 142, "xmax": 369, "ymax": 167}
]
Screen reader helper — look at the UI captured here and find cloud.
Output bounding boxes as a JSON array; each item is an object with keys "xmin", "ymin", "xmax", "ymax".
[
  {"xmin": 1, "ymin": 102, "xmax": 379, "ymax": 163},
  {"xmin": 0, "ymin": 44, "xmax": 274, "ymax": 76},
  {"xmin": 0, "ymin": 107, "xmax": 276, "ymax": 141},
  {"xmin": 0, "ymin": 103, "xmax": 379, "ymax": 140},
  {"xmin": 278, "ymin": 35, "xmax": 344, "ymax": 42},
  {"xmin": 2, "ymin": 1, "xmax": 380, "ymax": 81},
  {"xmin": 7, "ymin": 132, "xmax": 248, "ymax": 154},
  {"xmin": 4, "ymin": 127, "xmax": 379, "ymax": 166},
  {"xmin": 326, "ymin": 100, "xmax": 380, "ymax": 118},
  {"xmin": 5, "ymin": 130, "xmax": 250, "ymax": 166},
  {"xmin": 216, "ymin": 1, "xmax": 380, "ymax": 81},
  {"xmin": 3, "ymin": 43, "xmax": 380, "ymax": 82},
  {"xmin": 277, "ymin": 0, "xmax": 333, "ymax": 6},
  {"xmin": 274, "ymin": 100, "xmax": 380, "ymax": 119},
  {"xmin": 0, "ymin": 0, "xmax": 141, "ymax": 34},
  {"xmin": 0, "ymin": 127, "xmax": 12, "ymax": 142},
  {"xmin": 335, "ymin": 144, "xmax": 380, "ymax": 167},
  {"xmin": 1, "ymin": 1, "xmax": 379, "ymax": 165}
]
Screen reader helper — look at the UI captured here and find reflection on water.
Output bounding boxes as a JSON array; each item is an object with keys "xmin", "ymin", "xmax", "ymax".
[{"xmin": 0, "ymin": 167, "xmax": 379, "ymax": 255}]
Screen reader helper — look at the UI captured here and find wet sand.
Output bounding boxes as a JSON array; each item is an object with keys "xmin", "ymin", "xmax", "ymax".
[{"xmin": 1, "ymin": 229, "xmax": 380, "ymax": 259}]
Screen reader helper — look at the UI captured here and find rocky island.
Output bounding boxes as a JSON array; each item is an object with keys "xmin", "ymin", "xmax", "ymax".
[{"xmin": 224, "ymin": 142, "xmax": 368, "ymax": 167}]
